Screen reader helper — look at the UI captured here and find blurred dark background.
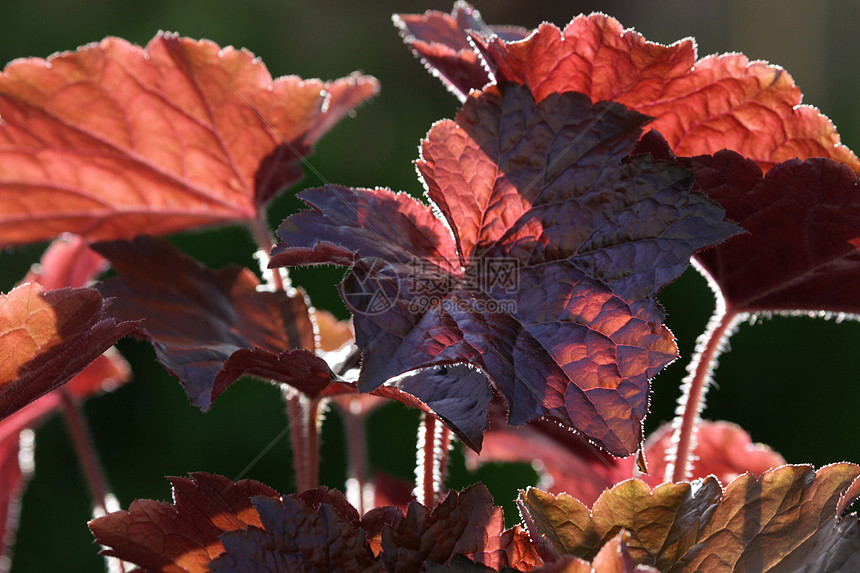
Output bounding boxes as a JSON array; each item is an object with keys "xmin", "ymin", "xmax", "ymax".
[{"xmin": 1, "ymin": 1, "xmax": 858, "ymax": 570}]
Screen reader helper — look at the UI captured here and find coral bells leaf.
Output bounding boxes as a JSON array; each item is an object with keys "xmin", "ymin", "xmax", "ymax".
[
  {"xmin": 94, "ymin": 236, "xmax": 334, "ymax": 410},
  {"xmin": 272, "ymin": 83, "xmax": 737, "ymax": 456},
  {"xmin": 396, "ymin": 4, "xmax": 858, "ymax": 174},
  {"xmin": 476, "ymin": 14, "xmax": 860, "ymax": 174},
  {"xmin": 393, "ymin": 1, "xmax": 528, "ymax": 100},
  {"xmin": 89, "ymin": 472, "xmax": 280, "ymax": 573},
  {"xmin": 682, "ymin": 152, "xmax": 860, "ymax": 315},
  {"xmin": 0, "ymin": 33, "xmax": 378, "ymax": 248},
  {"xmin": 519, "ymin": 463, "xmax": 860, "ymax": 572},
  {"xmin": 0, "ymin": 282, "xmax": 136, "ymax": 419},
  {"xmin": 381, "ymin": 484, "xmax": 540, "ymax": 571}
]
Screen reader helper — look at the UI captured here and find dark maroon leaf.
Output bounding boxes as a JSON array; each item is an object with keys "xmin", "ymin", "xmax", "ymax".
[
  {"xmin": 94, "ymin": 236, "xmax": 334, "ymax": 409},
  {"xmin": 0, "ymin": 282, "xmax": 136, "ymax": 418},
  {"xmin": 681, "ymin": 151, "xmax": 860, "ymax": 315},
  {"xmin": 209, "ymin": 494, "xmax": 380, "ymax": 573},
  {"xmin": 519, "ymin": 464, "xmax": 860, "ymax": 572},
  {"xmin": 90, "ymin": 472, "xmax": 280, "ymax": 573},
  {"xmin": 381, "ymin": 484, "xmax": 540, "ymax": 571},
  {"xmin": 393, "ymin": 2, "xmax": 528, "ymax": 100},
  {"xmin": 272, "ymin": 83, "xmax": 737, "ymax": 456},
  {"xmin": 0, "ymin": 33, "xmax": 378, "ymax": 248},
  {"xmin": 363, "ymin": 503, "xmax": 408, "ymax": 558},
  {"xmin": 386, "ymin": 365, "xmax": 492, "ymax": 452}
]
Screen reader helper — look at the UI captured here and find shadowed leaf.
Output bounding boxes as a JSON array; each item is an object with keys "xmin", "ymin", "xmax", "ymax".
[
  {"xmin": 272, "ymin": 83, "xmax": 737, "ymax": 456},
  {"xmin": 89, "ymin": 472, "xmax": 280, "ymax": 573},
  {"xmin": 0, "ymin": 33, "xmax": 378, "ymax": 248},
  {"xmin": 209, "ymin": 490, "xmax": 380, "ymax": 573},
  {"xmin": 94, "ymin": 236, "xmax": 332, "ymax": 410},
  {"xmin": 382, "ymin": 484, "xmax": 540, "ymax": 571}
]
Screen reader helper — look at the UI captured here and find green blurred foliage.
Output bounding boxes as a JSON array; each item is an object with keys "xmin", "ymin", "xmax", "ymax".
[{"xmin": 1, "ymin": 1, "xmax": 858, "ymax": 570}]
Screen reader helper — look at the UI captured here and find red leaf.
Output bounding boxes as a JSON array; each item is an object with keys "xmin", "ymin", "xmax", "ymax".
[
  {"xmin": 22, "ymin": 235, "xmax": 108, "ymax": 290},
  {"xmin": 393, "ymin": 2, "xmax": 528, "ymax": 100},
  {"xmin": 465, "ymin": 402, "xmax": 623, "ymax": 508},
  {"xmin": 473, "ymin": 13, "xmax": 860, "ymax": 175},
  {"xmin": 0, "ymin": 33, "xmax": 378, "ymax": 248},
  {"xmin": 94, "ymin": 236, "xmax": 335, "ymax": 409},
  {"xmin": 636, "ymin": 420, "xmax": 786, "ymax": 488},
  {"xmin": 0, "ymin": 282, "xmax": 136, "ymax": 418},
  {"xmin": 272, "ymin": 83, "xmax": 737, "ymax": 456},
  {"xmin": 396, "ymin": 4, "xmax": 858, "ymax": 175},
  {"xmin": 469, "ymin": 417, "xmax": 784, "ymax": 508},
  {"xmin": 682, "ymin": 151, "xmax": 860, "ymax": 315},
  {"xmin": 89, "ymin": 472, "xmax": 280, "ymax": 573}
]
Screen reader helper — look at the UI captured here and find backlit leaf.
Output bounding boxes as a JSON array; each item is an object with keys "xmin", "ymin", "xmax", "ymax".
[
  {"xmin": 89, "ymin": 472, "xmax": 280, "ymax": 573},
  {"xmin": 479, "ymin": 13, "xmax": 860, "ymax": 174},
  {"xmin": 519, "ymin": 463, "xmax": 860, "ymax": 572},
  {"xmin": 272, "ymin": 83, "xmax": 737, "ymax": 456},
  {"xmin": 396, "ymin": 4, "xmax": 858, "ymax": 174},
  {"xmin": 22, "ymin": 235, "xmax": 108, "ymax": 290},
  {"xmin": 635, "ymin": 420, "xmax": 785, "ymax": 488},
  {"xmin": 0, "ymin": 282, "xmax": 135, "ymax": 418},
  {"xmin": 0, "ymin": 33, "xmax": 378, "ymax": 248},
  {"xmin": 393, "ymin": 2, "xmax": 528, "ymax": 100}
]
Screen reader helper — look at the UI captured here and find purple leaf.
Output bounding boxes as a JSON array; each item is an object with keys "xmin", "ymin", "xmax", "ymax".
[
  {"xmin": 95, "ymin": 236, "xmax": 329, "ymax": 410},
  {"xmin": 272, "ymin": 83, "xmax": 737, "ymax": 456}
]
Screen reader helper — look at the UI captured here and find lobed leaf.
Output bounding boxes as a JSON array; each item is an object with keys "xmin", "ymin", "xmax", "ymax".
[
  {"xmin": 272, "ymin": 82, "xmax": 737, "ymax": 456},
  {"xmin": 396, "ymin": 3, "xmax": 858, "ymax": 175},
  {"xmin": 89, "ymin": 472, "xmax": 280, "ymax": 573},
  {"xmin": 393, "ymin": 1, "xmax": 528, "ymax": 100},
  {"xmin": 0, "ymin": 428, "xmax": 26, "ymax": 570},
  {"xmin": 94, "ymin": 236, "xmax": 333, "ymax": 410},
  {"xmin": 0, "ymin": 282, "xmax": 136, "ymax": 418},
  {"xmin": 519, "ymin": 463, "xmax": 860, "ymax": 572},
  {"xmin": 680, "ymin": 151, "xmax": 860, "ymax": 315},
  {"xmin": 93, "ymin": 236, "xmax": 488, "ymax": 448},
  {"xmin": 381, "ymin": 484, "xmax": 540, "ymax": 571},
  {"xmin": 0, "ymin": 33, "xmax": 378, "ymax": 248}
]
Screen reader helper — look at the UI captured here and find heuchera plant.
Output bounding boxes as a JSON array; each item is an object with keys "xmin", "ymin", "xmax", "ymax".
[{"xmin": 1, "ymin": 2, "xmax": 859, "ymax": 570}]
